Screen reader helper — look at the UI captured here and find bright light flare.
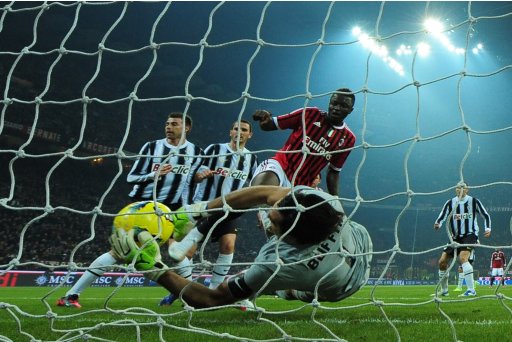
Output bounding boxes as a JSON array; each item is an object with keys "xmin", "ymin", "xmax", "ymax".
[
  {"xmin": 424, "ymin": 18, "xmax": 444, "ymax": 35},
  {"xmin": 422, "ymin": 18, "xmax": 467, "ymax": 56},
  {"xmin": 417, "ymin": 42, "xmax": 431, "ymax": 57},
  {"xmin": 352, "ymin": 28, "xmax": 405, "ymax": 76}
]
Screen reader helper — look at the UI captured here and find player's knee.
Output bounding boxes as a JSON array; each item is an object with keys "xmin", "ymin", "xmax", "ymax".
[
  {"xmin": 219, "ymin": 237, "xmax": 236, "ymax": 254},
  {"xmin": 251, "ymin": 172, "xmax": 279, "ymax": 186}
]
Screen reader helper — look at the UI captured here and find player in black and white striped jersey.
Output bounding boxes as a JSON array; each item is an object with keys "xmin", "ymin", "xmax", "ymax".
[
  {"xmin": 57, "ymin": 112, "xmax": 203, "ymax": 308},
  {"xmin": 159, "ymin": 120, "xmax": 258, "ymax": 307},
  {"xmin": 433, "ymin": 182, "xmax": 491, "ymax": 298},
  {"xmin": 128, "ymin": 112, "xmax": 204, "ymax": 209},
  {"xmin": 192, "ymin": 119, "xmax": 258, "ymax": 288}
]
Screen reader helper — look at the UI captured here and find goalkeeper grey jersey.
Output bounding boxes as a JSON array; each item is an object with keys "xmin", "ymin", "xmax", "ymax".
[
  {"xmin": 243, "ymin": 219, "xmax": 372, "ymax": 301},
  {"xmin": 127, "ymin": 138, "xmax": 203, "ymax": 206}
]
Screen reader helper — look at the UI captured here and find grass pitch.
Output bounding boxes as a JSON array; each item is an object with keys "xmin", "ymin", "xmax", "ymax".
[{"xmin": 0, "ymin": 285, "xmax": 511, "ymax": 341}]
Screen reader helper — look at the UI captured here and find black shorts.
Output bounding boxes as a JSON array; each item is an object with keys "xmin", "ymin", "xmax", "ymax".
[
  {"xmin": 443, "ymin": 234, "xmax": 478, "ymax": 258},
  {"xmin": 196, "ymin": 212, "xmax": 241, "ymax": 243}
]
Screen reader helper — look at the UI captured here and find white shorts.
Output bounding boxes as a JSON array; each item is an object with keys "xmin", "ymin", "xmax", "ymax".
[
  {"xmin": 250, "ymin": 159, "xmax": 291, "ymax": 187},
  {"xmin": 491, "ymin": 268, "xmax": 504, "ymax": 277}
]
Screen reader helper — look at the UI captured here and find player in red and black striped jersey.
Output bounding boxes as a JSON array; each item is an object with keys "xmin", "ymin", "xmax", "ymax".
[
  {"xmin": 490, "ymin": 249, "xmax": 506, "ymax": 287},
  {"xmin": 251, "ymin": 88, "xmax": 356, "ymax": 197}
]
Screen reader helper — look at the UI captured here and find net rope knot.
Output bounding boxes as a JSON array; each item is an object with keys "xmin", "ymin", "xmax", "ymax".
[
  {"xmin": 44, "ymin": 205, "xmax": 54, "ymax": 214},
  {"xmin": 2, "ymin": 97, "xmax": 13, "ymax": 105},
  {"xmin": 58, "ymin": 47, "xmax": 68, "ymax": 55},
  {"xmin": 373, "ymin": 300, "xmax": 384, "ymax": 307},
  {"xmin": 46, "ymin": 311, "xmax": 57, "ymax": 319},
  {"xmin": 129, "ymin": 92, "xmax": 138, "ymax": 101},
  {"xmin": 150, "ymin": 42, "xmax": 160, "ymax": 50},
  {"xmin": 68, "ymin": 262, "xmax": 78, "ymax": 271},
  {"xmin": 81, "ymin": 96, "xmax": 92, "ymax": 104},
  {"xmin": 16, "ymin": 150, "xmax": 26, "ymax": 158},
  {"xmin": 64, "ymin": 149, "xmax": 73, "ymax": 157},
  {"xmin": 200, "ymin": 260, "xmax": 212, "ymax": 268},
  {"xmin": 9, "ymin": 258, "xmax": 19, "ymax": 267},
  {"xmin": 156, "ymin": 317, "xmax": 165, "ymax": 327}
]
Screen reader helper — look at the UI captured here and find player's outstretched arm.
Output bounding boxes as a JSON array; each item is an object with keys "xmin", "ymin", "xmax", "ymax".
[
  {"xmin": 109, "ymin": 227, "xmax": 241, "ymax": 308},
  {"xmin": 157, "ymin": 272, "xmax": 237, "ymax": 308},
  {"xmin": 207, "ymin": 185, "xmax": 290, "ymax": 209},
  {"xmin": 252, "ymin": 110, "xmax": 277, "ymax": 131}
]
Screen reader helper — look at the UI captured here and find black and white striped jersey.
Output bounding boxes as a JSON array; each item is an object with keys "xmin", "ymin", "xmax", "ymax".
[
  {"xmin": 435, "ymin": 195, "xmax": 491, "ymax": 238},
  {"xmin": 127, "ymin": 138, "xmax": 203, "ymax": 206},
  {"xmin": 193, "ymin": 143, "xmax": 258, "ymax": 202}
]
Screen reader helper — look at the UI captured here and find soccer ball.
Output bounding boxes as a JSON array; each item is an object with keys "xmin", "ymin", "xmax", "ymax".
[{"xmin": 113, "ymin": 201, "xmax": 174, "ymax": 246}]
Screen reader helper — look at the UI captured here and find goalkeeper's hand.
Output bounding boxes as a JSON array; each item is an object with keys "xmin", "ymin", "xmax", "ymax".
[
  {"xmin": 171, "ymin": 202, "xmax": 209, "ymax": 241},
  {"xmin": 109, "ymin": 229, "xmax": 167, "ymax": 280}
]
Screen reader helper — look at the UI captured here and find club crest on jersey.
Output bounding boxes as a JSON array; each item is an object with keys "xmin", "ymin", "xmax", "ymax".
[
  {"xmin": 214, "ymin": 167, "xmax": 248, "ymax": 180},
  {"xmin": 152, "ymin": 163, "xmax": 190, "ymax": 175}
]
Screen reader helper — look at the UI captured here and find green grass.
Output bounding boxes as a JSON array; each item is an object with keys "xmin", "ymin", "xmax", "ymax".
[{"xmin": 1, "ymin": 285, "xmax": 511, "ymax": 341}]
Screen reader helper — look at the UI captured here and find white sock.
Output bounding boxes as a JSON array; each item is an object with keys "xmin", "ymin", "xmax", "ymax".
[
  {"xmin": 462, "ymin": 262, "xmax": 475, "ymax": 291},
  {"xmin": 66, "ymin": 252, "xmax": 116, "ymax": 296},
  {"xmin": 173, "ymin": 257, "xmax": 193, "ymax": 281},
  {"xmin": 457, "ymin": 272, "xmax": 464, "ymax": 288},
  {"xmin": 209, "ymin": 253, "xmax": 233, "ymax": 289},
  {"xmin": 439, "ymin": 270, "xmax": 449, "ymax": 292},
  {"xmin": 169, "ymin": 228, "xmax": 204, "ymax": 261}
]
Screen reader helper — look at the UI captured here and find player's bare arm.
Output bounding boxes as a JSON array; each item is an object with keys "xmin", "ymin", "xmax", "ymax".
[
  {"xmin": 157, "ymin": 272, "xmax": 237, "ymax": 308},
  {"xmin": 207, "ymin": 185, "xmax": 290, "ymax": 210},
  {"xmin": 252, "ymin": 110, "xmax": 277, "ymax": 131},
  {"xmin": 326, "ymin": 168, "xmax": 340, "ymax": 197}
]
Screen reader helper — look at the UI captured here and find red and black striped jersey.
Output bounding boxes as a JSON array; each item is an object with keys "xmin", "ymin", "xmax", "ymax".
[
  {"xmin": 491, "ymin": 251, "xmax": 506, "ymax": 269},
  {"xmin": 272, "ymin": 107, "xmax": 355, "ymax": 186}
]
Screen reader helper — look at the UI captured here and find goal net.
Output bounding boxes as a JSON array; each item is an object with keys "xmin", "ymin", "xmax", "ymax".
[{"xmin": 1, "ymin": 1, "xmax": 512, "ymax": 341}]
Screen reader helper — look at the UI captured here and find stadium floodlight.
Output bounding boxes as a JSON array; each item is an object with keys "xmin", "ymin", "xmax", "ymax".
[
  {"xmin": 424, "ymin": 18, "xmax": 444, "ymax": 35},
  {"xmin": 423, "ymin": 17, "xmax": 466, "ymax": 56},
  {"xmin": 477, "ymin": 43, "xmax": 483, "ymax": 50},
  {"xmin": 416, "ymin": 42, "xmax": 431, "ymax": 57},
  {"xmin": 352, "ymin": 26, "xmax": 362, "ymax": 36},
  {"xmin": 352, "ymin": 27, "xmax": 405, "ymax": 76},
  {"xmin": 472, "ymin": 47, "xmax": 479, "ymax": 54}
]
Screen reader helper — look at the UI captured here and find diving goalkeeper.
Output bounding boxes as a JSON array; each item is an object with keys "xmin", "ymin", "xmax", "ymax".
[{"xmin": 109, "ymin": 185, "xmax": 372, "ymax": 308}]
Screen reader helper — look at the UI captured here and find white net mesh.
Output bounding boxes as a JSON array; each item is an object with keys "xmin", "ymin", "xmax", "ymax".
[{"xmin": 1, "ymin": 1, "xmax": 512, "ymax": 341}]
